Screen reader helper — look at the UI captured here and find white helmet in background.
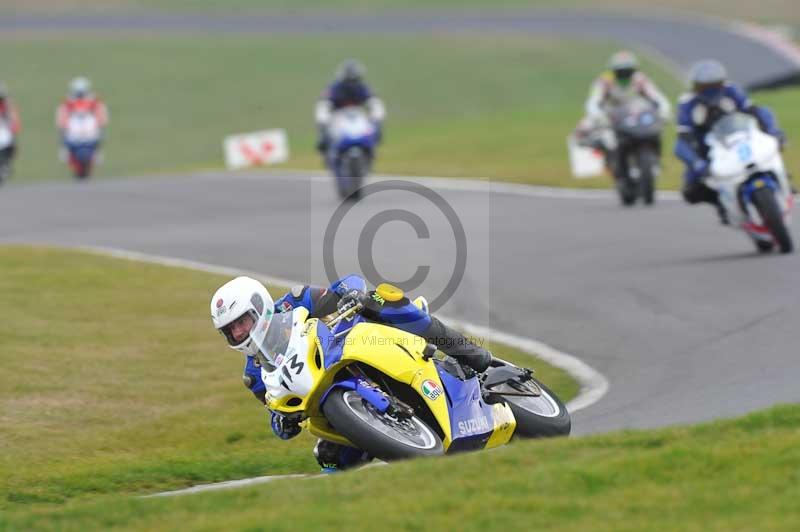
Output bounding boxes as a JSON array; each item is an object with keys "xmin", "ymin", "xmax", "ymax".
[
  {"xmin": 69, "ymin": 76, "xmax": 92, "ymax": 98},
  {"xmin": 210, "ymin": 276, "xmax": 274, "ymax": 357}
]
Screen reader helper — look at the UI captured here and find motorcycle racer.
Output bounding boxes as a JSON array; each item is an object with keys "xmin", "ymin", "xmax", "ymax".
[
  {"xmin": 585, "ymin": 51, "xmax": 672, "ymax": 124},
  {"xmin": 579, "ymin": 51, "xmax": 671, "ymax": 164},
  {"xmin": 210, "ymin": 275, "xmax": 492, "ymax": 472},
  {"xmin": 315, "ymin": 59, "xmax": 386, "ymax": 154},
  {"xmin": 56, "ymin": 77, "xmax": 109, "ymax": 173},
  {"xmin": 0, "ymin": 82, "xmax": 22, "ymax": 179},
  {"xmin": 674, "ymin": 59, "xmax": 786, "ymax": 223}
]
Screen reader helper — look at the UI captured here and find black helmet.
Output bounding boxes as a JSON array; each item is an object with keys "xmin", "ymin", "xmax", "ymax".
[{"xmin": 337, "ymin": 59, "xmax": 365, "ymax": 83}]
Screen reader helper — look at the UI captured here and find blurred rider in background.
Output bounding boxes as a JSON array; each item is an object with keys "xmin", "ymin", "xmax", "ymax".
[
  {"xmin": 0, "ymin": 82, "xmax": 22, "ymax": 179},
  {"xmin": 315, "ymin": 59, "xmax": 386, "ymax": 154},
  {"xmin": 578, "ymin": 50, "xmax": 672, "ymax": 173},
  {"xmin": 56, "ymin": 77, "xmax": 109, "ymax": 170},
  {"xmin": 674, "ymin": 59, "xmax": 786, "ymax": 223}
]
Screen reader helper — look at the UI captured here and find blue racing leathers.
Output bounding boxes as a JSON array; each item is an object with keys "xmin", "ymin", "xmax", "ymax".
[{"xmin": 675, "ymin": 83, "xmax": 784, "ymax": 192}]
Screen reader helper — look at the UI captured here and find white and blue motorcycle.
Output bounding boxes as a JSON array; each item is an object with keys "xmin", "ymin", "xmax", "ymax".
[
  {"xmin": 706, "ymin": 113, "xmax": 794, "ymax": 254},
  {"xmin": 319, "ymin": 105, "xmax": 383, "ymax": 201}
]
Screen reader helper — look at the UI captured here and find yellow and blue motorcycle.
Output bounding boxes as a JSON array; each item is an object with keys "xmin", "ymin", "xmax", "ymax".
[{"xmin": 250, "ymin": 284, "xmax": 570, "ymax": 460}]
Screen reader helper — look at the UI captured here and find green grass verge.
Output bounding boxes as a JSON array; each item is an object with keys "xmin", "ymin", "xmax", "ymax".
[
  {"xmin": 5, "ymin": 403, "xmax": 800, "ymax": 531},
  {"xmin": 0, "ymin": 245, "xmax": 578, "ymax": 517},
  {"xmin": 3, "ymin": 33, "xmax": 797, "ymax": 189},
  {"xmin": 6, "ymin": 1, "xmax": 800, "ymax": 28}
]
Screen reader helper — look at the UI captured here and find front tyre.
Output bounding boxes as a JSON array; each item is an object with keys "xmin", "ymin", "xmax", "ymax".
[
  {"xmin": 499, "ymin": 377, "xmax": 571, "ymax": 438},
  {"xmin": 323, "ymin": 388, "xmax": 444, "ymax": 461},
  {"xmin": 638, "ymin": 148, "xmax": 659, "ymax": 205},
  {"xmin": 752, "ymin": 187, "xmax": 793, "ymax": 253},
  {"xmin": 616, "ymin": 178, "xmax": 636, "ymax": 206}
]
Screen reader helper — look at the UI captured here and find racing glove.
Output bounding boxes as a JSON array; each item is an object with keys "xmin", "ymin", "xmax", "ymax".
[
  {"xmin": 336, "ymin": 289, "xmax": 368, "ymax": 313},
  {"xmin": 270, "ymin": 411, "xmax": 302, "ymax": 440}
]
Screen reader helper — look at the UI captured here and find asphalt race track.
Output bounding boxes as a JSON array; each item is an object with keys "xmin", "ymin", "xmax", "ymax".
[
  {"xmin": 4, "ymin": 10, "xmax": 800, "ymax": 88},
  {"xmin": 2, "ymin": 171, "xmax": 798, "ymax": 435}
]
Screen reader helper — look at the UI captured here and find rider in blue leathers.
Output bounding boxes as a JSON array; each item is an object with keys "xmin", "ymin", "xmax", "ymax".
[
  {"xmin": 675, "ymin": 59, "xmax": 786, "ymax": 223},
  {"xmin": 315, "ymin": 59, "xmax": 385, "ymax": 154},
  {"xmin": 241, "ymin": 276, "xmax": 492, "ymax": 472}
]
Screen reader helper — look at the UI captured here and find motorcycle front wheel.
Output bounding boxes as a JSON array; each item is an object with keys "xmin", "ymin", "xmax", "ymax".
[
  {"xmin": 323, "ymin": 388, "xmax": 444, "ymax": 461},
  {"xmin": 637, "ymin": 148, "xmax": 659, "ymax": 205},
  {"xmin": 752, "ymin": 187, "xmax": 793, "ymax": 253},
  {"xmin": 496, "ymin": 377, "xmax": 571, "ymax": 438}
]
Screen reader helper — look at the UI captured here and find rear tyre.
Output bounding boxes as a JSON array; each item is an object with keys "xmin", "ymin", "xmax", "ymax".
[
  {"xmin": 496, "ymin": 377, "xmax": 571, "ymax": 438},
  {"xmin": 323, "ymin": 388, "xmax": 444, "ymax": 461},
  {"xmin": 752, "ymin": 187, "xmax": 793, "ymax": 253}
]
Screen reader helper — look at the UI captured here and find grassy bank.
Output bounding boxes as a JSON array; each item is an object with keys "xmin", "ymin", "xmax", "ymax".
[
  {"xmin": 5, "ymin": 1, "xmax": 800, "ymax": 28},
  {"xmin": 0, "ymin": 245, "xmax": 578, "ymax": 515},
  {"xmin": 4, "ymin": 400, "xmax": 800, "ymax": 530}
]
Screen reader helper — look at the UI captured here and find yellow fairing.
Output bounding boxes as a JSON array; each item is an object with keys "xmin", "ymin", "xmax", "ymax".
[
  {"xmin": 337, "ymin": 322, "xmax": 455, "ymax": 447},
  {"xmin": 485, "ymin": 403, "xmax": 516, "ymax": 449},
  {"xmin": 268, "ymin": 317, "xmax": 517, "ymax": 452}
]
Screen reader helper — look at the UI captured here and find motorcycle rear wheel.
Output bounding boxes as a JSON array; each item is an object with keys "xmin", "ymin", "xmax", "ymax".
[{"xmin": 323, "ymin": 388, "xmax": 444, "ymax": 461}]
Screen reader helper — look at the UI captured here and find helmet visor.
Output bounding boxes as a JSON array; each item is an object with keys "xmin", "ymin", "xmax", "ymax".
[
  {"xmin": 694, "ymin": 82, "xmax": 725, "ymax": 104},
  {"xmin": 614, "ymin": 68, "xmax": 635, "ymax": 84},
  {"xmin": 219, "ymin": 310, "xmax": 257, "ymax": 347}
]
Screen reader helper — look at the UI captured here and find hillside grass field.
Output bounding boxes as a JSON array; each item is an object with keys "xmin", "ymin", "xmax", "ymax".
[
  {"xmin": 3, "ymin": 32, "xmax": 797, "ymax": 189},
  {"xmin": 5, "ymin": 1, "xmax": 800, "ymax": 28},
  {"xmin": 2, "ymin": 35, "xmax": 673, "ymax": 187},
  {"xmin": 0, "ymin": 245, "xmax": 578, "ymax": 523}
]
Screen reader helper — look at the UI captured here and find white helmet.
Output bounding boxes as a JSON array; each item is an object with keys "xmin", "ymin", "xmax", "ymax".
[
  {"xmin": 210, "ymin": 276, "xmax": 274, "ymax": 357},
  {"xmin": 69, "ymin": 76, "xmax": 92, "ymax": 98}
]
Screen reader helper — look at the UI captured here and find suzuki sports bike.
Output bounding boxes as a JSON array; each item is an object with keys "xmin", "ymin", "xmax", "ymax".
[
  {"xmin": 608, "ymin": 96, "xmax": 664, "ymax": 206},
  {"xmin": 0, "ymin": 118, "xmax": 14, "ymax": 185},
  {"xmin": 250, "ymin": 281, "xmax": 570, "ymax": 461},
  {"xmin": 63, "ymin": 111, "xmax": 102, "ymax": 180},
  {"xmin": 324, "ymin": 107, "xmax": 379, "ymax": 201},
  {"xmin": 706, "ymin": 112, "xmax": 794, "ymax": 254}
]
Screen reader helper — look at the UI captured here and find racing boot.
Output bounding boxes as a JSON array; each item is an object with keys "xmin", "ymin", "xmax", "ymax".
[
  {"xmin": 422, "ymin": 316, "xmax": 492, "ymax": 374},
  {"xmin": 313, "ymin": 439, "xmax": 371, "ymax": 473}
]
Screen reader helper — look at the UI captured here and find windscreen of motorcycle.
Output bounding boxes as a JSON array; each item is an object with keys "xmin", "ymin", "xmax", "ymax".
[
  {"xmin": 251, "ymin": 308, "xmax": 315, "ymax": 399},
  {"xmin": 0, "ymin": 121, "xmax": 12, "ymax": 149},
  {"xmin": 330, "ymin": 108, "xmax": 374, "ymax": 142},
  {"xmin": 710, "ymin": 113, "xmax": 754, "ymax": 147},
  {"xmin": 250, "ymin": 309, "xmax": 293, "ymax": 367},
  {"xmin": 65, "ymin": 112, "xmax": 100, "ymax": 143}
]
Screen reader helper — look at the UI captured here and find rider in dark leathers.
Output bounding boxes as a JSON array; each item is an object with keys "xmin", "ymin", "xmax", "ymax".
[
  {"xmin": 674, "ymin": 59, "xmax": 786, "ymax": 223},
  {"xmin": 315, "ymin": 59, "xmax": 385, "ymax": 154}
]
